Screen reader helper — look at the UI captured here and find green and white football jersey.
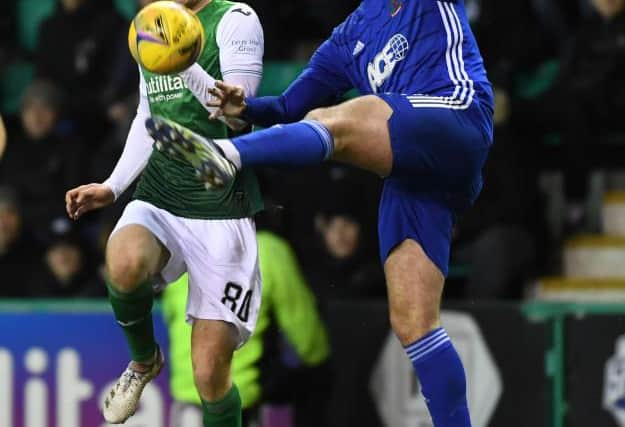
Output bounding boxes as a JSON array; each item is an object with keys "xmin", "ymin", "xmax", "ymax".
[{"xmin": 133, "ymin": 0, "xmax": 263, "ymax": 219}]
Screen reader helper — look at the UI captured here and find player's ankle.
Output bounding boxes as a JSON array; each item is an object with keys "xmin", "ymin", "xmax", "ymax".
[
  {"xmin": 130, "ymin": 347, "xmax": 159, "ymax": 372},
  {"xmin": 130, "ymin": 360, "xmax": 153, "ymax": 373}
]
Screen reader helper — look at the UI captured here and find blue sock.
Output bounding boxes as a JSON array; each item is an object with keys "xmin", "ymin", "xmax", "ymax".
[
  {"xmin": 231, "ymin": 120, "xmax": 334, "ymax": 168},
  {"xmin": 405, "ymin": 328, "xmax": 471, "ymax": 427}
]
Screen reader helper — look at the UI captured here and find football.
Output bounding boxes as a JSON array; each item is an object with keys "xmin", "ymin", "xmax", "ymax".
[{"xmin": 128, "ymin": 1, "xmax": 205, "ymax": 75}]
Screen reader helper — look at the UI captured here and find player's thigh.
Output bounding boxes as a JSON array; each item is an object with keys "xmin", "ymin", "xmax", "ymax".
[
  {"xmin": 107, "ymin": 201, "xmax": 186, "ymax": 289},
  {"xmin": 107, "ymin": 223, "xmax": 168, "ymax": 267},
  {"xmin": 182, "ymin": 217, "xmax": 261, "ymax": 345},
  {"xmin": 191, "ymin": 319, "xmax": 238, "ymax": 386},
  {"xmin": 106, "ymin": 225, "xmax": 169, "ymax": 288},
  {"xmin": 306, "ymin": 95, "xmax": 394, "ymax": 177},
  {"xmin": 384, "ymin": 239, "xmax": 445, "ymax": 345},
  {"xmin": 380, "ymin": 94, "xmax": 491, "ymax": 191},
  {"xmin": 378, "ymin": 183, "xmax": 455, "ymax": 345}
]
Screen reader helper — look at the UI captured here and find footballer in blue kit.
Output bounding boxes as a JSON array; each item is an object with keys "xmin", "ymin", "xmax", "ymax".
[{"xmin": 147, "ymin": 0, "xmax": 493, "ymax": 425}]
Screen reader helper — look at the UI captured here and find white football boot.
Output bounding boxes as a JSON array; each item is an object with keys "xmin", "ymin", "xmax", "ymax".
[
  {"xmin": 145, "ymin": 116, "xmax": 237, "ymax": 190},
  {"xmin": 102, "ymin": 346, "xmax": 165, "ymax": 424}
]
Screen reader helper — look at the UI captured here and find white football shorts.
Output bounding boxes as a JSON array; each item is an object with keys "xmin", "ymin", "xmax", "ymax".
[{"xmin": 111, "ymin": 200, "xmax": 261, "ymax": 347}]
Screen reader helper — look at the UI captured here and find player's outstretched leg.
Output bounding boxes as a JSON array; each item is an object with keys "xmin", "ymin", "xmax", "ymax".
[
  {"xmin": 191, "ymin": 320, "xmax": 242, "ymax": 427},
  {"xmin": 386, "ymin": 240, "xmax": 471, "ymax": 427},
  {"xmin": 146, "ymin": 115, "xmax": 334, "ymax": 189},
  {"xmin": 102, "ymin": 225, "xmax": 169, "ymax": 423},
  {"xmin": 146, "ymin": 95, "xmax": 394, "ymax": 189},
  {"xmin": 146, "ymin": 116, "xmax": 237, "ymax": 190}
]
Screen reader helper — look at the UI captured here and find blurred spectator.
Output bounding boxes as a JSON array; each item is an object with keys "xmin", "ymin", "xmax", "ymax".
[
  {"xmin": 0, "ymin": 80, "xmax": 84, "ymax": 238},
  {"xmin": 0, "ymin": 115, "xmax": 5, "ymax": 159},
  {"xmin": 261, "ymin": 164, "xmax": 380, "ymax": 266},
  {"xmin": 0, "ymin": 3, "xmax": 17, "ymax": 71},
  {"xmin": 86, "ymin": 91, "xmax": 137, "ymax": 185},
  {"xmin": 306, "ymin": 199, "xmax": 385, "ymax": 300},
  {"xmin": 35, "ymin": 0, "xmax": 134, "ymax": 139},
  {"xmin": 471, "ymin": 0, "xmax": 554, "ymax": 85},
  {"xmin": 453, "ymin": 88, "xmax": 540, "ymax": 299},
  {"xmin": 31, "ymin": 223, "xmax": 104, "ymax": 298},
  {"xmin": 251, "ymin": 0, "xmax": 359, "ymax": 59},
  {"xmin": 531, "ymin": 0, "xmax": 586, "ymax": 46},
  {"xmin": 259, "ymin": 163, "xmax": 383, "ymax": 300},
  {"xmin": 514, "ymin": 0, "xmax": 625, "ymax": 219},
  {"xmin": 0, "ymin": 187, "xmax": 43, "ymax": 297}
]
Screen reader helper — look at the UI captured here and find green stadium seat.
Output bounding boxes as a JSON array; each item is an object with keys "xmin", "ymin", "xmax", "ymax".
[
  {"xmin": 1, "ymin": 61, "xmax": 35, "ymax": 115},
  {"xmin": 258, "ymin": 63, "xmax": 361, "ymax": 98},
  {"xmin": 258, "ymin": 62, "xmax": 305, "ymax": 96},
  {"xmin": 16, "ymin": 0, "xmax": 56, "ymax": 52},
  {"xmin": 114, "ymin": 0, "xmax": 137, "ymax": 21},
  {"xmin": 515, "ymin": 59, "xmax": 560, "ymax": 99}
]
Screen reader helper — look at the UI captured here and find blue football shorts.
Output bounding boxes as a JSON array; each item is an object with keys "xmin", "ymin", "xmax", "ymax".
[{"xmin": 376, "ymin": 92, "xmax": 493, "ymax": 276}]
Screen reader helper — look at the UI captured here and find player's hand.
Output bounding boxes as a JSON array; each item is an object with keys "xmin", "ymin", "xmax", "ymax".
[
  {"xmin": 207, "ymin": 80, "xmax": 246, "ymax": 120},
  {"xmin": 65, "ymin": 183, "xmax": 115, "ymax": 220}
]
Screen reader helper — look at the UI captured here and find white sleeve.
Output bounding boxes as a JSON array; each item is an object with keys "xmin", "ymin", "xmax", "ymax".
[
  {"xmin": 216, "ymin": 3, "xmax": 264, "ymax": 97},
  {"xmin": 180, "ymin": 3, "xmax": 263, "ymax": 104},
  {"xmin": 102, "ymin": 70, "xmax": 153, "ymax": 201},
  {"xmin": 179, "ymin": 63, "xmax": 217, "ymax": 107},
  {"xmin": 179, "ymin": 4, "xmax": 263, "ymax": 129}
]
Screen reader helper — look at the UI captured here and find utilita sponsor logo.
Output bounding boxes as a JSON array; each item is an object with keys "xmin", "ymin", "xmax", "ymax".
[
  {"xmin": 146, "ymin": 75, "xmax": 188, "ymax": 103},
  {"xmin": 146, "ymin": 75, "xmax": 187, "ymax": 94},
  {"xmin": 0, "ymin": 347, "xmax": 166, "ymax": 427}
]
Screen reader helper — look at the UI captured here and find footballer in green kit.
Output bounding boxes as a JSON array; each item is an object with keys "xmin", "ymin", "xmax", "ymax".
[{"xmin": 65, "ymin": 0, "xmax": 264, "ymax": 425}]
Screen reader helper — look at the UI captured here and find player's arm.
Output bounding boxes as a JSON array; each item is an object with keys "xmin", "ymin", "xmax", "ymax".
[
  {"xmin": 209, "ymin": 33, "xmax": 353, "ymax": 127},
  {"xmin": 178, "ymin": 4, "xmax": 264, "ymax": 130},
  {"xmin": 216, "ymin": 3, "xmax": 264, "ymax": 129},
  {"xmin": 102, "ymin": 72, "xmax": 154, "ymax": 199},
  {"xmin": 65, "ymin": 72, "xmax": 153, "ymax": 220},
  {"xmin": 179, "ymin": 65, "xmax": 249, "ymax": 132}
]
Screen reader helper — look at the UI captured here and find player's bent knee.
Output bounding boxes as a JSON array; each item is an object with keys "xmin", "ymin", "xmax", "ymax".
[
  {"xmin": 107, "ymin": 251, "xmax": 150, "ymax": 292},
  {"xmin": 390, "ymin": 310, "xmax": 440, "ymax": 346},
  {"xmin": 305, "ymin": 107, "xmax": 343, "ymax": 134},
  {"xmin": 304, "ymin": 107, "xmax": 326, "ymax": 122},
  {"xmin": 304, "ymin": 107, "xmax": 354, "ymax": 153},
  {"xmin": 192, "ymin": 359, "xmax": 230, "ymax": 401},
  {"xmin": 389, "ymin": 297, "xmax": 441, "ymax": 344},
  {"xmin": 385, "ymin": 240, "xmax": 444, "ymax": 345}
]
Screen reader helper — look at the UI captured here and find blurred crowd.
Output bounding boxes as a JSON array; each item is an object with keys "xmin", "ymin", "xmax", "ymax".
[{"xmin": 0, "ymin": 0, "xmax": 624, "ymax": 302}]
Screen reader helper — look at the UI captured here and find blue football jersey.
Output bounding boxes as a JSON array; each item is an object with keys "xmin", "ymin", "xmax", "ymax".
[
  {"xmin": 240, "ymin": 0, "xmax": 495, "ymax": 276},
  {"xmin": 302, "ymin": 0, "xmax": 493, "ymax": 112}
]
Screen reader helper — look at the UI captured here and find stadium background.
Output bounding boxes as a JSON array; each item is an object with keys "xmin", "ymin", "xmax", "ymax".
[{"xmin": 1, "ymin": 0, "xmax": 625, "ymax": 426}]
